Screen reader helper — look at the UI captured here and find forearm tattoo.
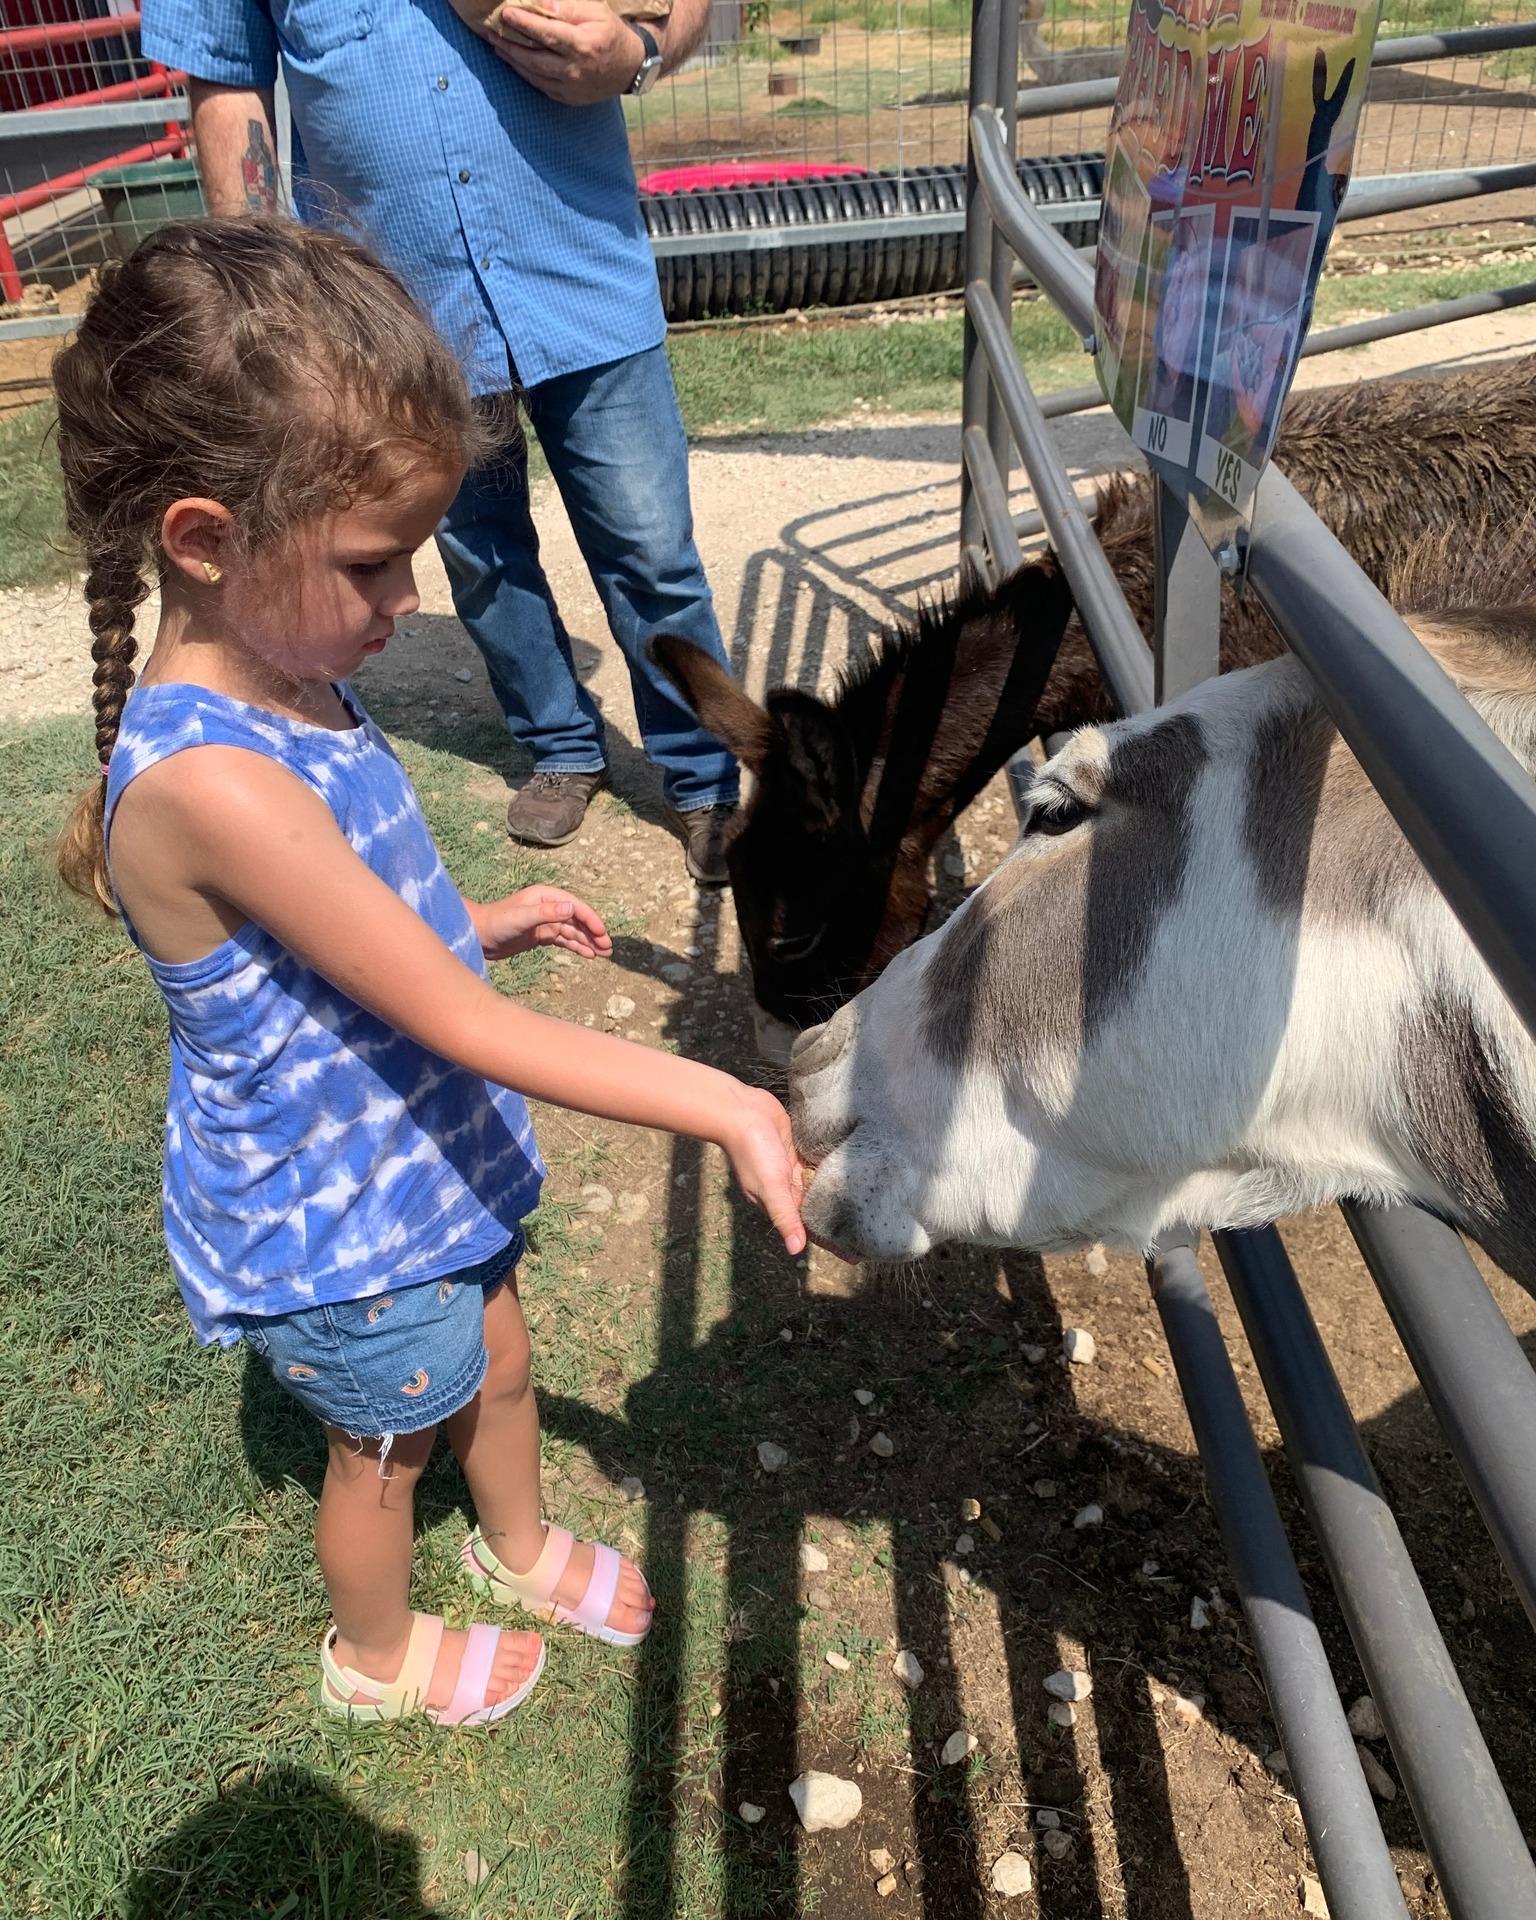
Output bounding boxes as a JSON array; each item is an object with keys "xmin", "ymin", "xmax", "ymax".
[{"xmin": 240, "ymin": 119, "xmax": 279, "ymax": 211}]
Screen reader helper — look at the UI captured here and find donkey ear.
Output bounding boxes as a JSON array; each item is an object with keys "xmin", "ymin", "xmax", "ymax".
[
  {"xmin": 650, "ymin": 636, "xmax": 775, "ymax": 773},
  {"xmin": 764, "ymin": 688, "xmax": 860, "ymax": 832}
]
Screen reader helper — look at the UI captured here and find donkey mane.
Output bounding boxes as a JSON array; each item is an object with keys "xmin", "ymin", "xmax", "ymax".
[{"xmin": 820, "ymin": 560, "xmax": 1069, "ymax": 836}]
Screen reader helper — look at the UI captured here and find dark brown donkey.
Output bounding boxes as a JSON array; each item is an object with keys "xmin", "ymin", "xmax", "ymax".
[{"xmin": 655, "ymin": 354, "xmax": 1536, "ymax": 1048}]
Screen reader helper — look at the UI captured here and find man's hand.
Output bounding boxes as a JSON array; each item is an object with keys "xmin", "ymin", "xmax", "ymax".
[{"xmin": 486, "ymin": 0, "xmax": 648, "ymax": 104}]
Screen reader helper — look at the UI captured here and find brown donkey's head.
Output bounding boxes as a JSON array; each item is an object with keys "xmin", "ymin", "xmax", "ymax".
[{"xmin": 653, "ymin": 559, "xmax": 1074, "ymax": 1047}]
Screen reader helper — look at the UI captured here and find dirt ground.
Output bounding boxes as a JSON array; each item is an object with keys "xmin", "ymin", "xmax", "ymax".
[{"xmin": 8, "ymin": 309, "xmax": 1536, "ymax": 1918}]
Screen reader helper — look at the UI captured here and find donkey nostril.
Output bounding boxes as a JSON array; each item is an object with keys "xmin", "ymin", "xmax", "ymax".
[
  {"xmin": 790, "ymin": 1003, "xmax": 855, "ymax": 1076},
  {"xmin": 789, "ymin": 1022, "xmax": 827, "ymax": 1067}
]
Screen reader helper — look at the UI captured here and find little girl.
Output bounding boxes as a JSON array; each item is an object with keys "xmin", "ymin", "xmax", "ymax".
[{"xmin": 55, "ymin": 218, "xmax": 804, "ymax": 1729}]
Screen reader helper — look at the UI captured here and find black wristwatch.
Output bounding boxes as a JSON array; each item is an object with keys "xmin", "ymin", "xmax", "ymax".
[{"xmin": 628, "ymin": 21, "xmax": 663, "ymax": 95}]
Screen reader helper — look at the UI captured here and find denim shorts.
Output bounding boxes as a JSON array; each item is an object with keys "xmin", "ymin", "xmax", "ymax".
[{"xmin": 237, "ymin": 1231, "xmax": 524, "ymax": 1440}]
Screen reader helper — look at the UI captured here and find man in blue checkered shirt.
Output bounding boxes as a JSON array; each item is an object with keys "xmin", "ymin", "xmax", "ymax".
[{"xmin": 144, "ymin": 0, "xmax": 739, "ymax": 881}]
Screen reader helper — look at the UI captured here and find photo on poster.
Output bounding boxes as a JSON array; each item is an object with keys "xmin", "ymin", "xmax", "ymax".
[
  {"xmin": 1132, "ymin": 202, "xmax": 1214, "ymax": 471},
  {"xmin": 1195, "ymin": 208, "xmax": 1321, "ymax": 518},
  {"xmin": 1092, "ymin": 143, "xmax": 1152, "ymax": 411}
]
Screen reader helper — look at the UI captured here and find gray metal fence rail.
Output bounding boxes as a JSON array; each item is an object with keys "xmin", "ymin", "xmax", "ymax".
[{"xmin": 959, "ymin": 0, "xmax": 1536, "ymax": 1911}]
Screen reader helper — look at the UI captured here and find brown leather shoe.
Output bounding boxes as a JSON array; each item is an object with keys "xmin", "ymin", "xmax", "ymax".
[
  {"xmin": 669, "ymin": 804, "xmax": 736, "ymax": 885},
  {"xmin": 506, "ymin": 769, "xmax": 608, "ymax": 848}
]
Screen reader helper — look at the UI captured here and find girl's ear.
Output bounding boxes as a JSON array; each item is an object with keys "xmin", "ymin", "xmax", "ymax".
[{"xmin": 160, "ymin": 497, "xmax": 237, "ymax": 587}]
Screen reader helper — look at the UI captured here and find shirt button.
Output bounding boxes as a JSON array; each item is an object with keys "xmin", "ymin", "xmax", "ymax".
[
  {"xmin": 480, "ymin": 256, "xmax": 491, "ymax": 270},
  {"xmin": 459, "ymin": 168, "xmax": 471, "ymax": 183},
  {"xmin": 436, "ymin": 74, "xmax": 449, "ymax": 90}
]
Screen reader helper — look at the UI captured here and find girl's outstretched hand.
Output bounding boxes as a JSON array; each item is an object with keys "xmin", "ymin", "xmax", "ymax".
[
  {"xmin": 719, "ymin": 1084, "xmax": 809, "ymax": 1256},
  {"xmin": 473, "ymin": 886, "xmax": 614, "ymax": 963}
]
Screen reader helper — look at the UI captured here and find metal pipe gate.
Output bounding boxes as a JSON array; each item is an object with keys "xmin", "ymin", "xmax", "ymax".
[{"xmin": 958, "ymin": 2, "xmax": 1536, "ymax": 1913}]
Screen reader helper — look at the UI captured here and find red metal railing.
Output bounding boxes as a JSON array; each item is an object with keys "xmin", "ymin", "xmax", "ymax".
[
  {"xmin": 0, "ymin": 11, "xmax": 143, "ymax": 57},
  {"xmin": 0, "ymin": 13, "xmax": 189, "ymax": 303}
]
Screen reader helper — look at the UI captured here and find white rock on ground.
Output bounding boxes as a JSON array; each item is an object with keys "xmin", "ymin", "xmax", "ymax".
[
  {"xmin": 789, "ymin": 1771, "xmax": 863, "ymax": 1833},
  {"xmin": 1064, "ymin": 1327, "xmax": 1097, "ymax": 1365},
  {"xmin": 463, "ymin": 1850, "xmax": 489, "ymax": 1888},
  {"xmin": 869, "ymin": 1431, "xmax": 895, "ymax": 1458},
  {"xmin": 1044, "ymin": 1669, "xmax": 1093, "ymax": 1702},
  {"xmin": 615, "ymin": 1191, "xmax": 649, "ymax": 1225},
  {"xmin": 854, "ymin": 1388, "xmax": 876, "ymax": 1407},
  {"xmin": 1043, "ymin": 1829, "xmax": 1073, "ymax": 1862},
  {"xmin": 940, "ymin": 1730, "xmax": 978, "ymax": 1765},
  {"xmin": 1035, "ymin": 1810, "xmax": 1061, "ymax": 1830},
  {"xmin": 605, "ymin": 994, "xmax": 636, "ymax": 1022},
  {"xmin": 659, "ymin": 962, "xmax": 691, "ymax": 986},
  {"xmin": 619, "ymin": 1475, "xmax": 645, "ymax": 1502},
  {"xmin": 1346, "ymin": 1695, "xmax": 1383, "ymax": 1741},
  {"xmin": 954, "ymin": 1532, "xmax": 975, "ymax": 1555},
  {"xmin": 892, "ymin": 1650, "xmax": 925, "ymax": 1690},
  {"xmin": 739, "ymin": 1802, "xmax": 766, "ymax": 1824},
  {"xmin": 580, "ymin": 1183, "xmax": 614, "ymax": 1214},
  {"xmin": 869, "ymin": 1848, "xmax": 895, "ymax": 1874},
  {"xmin": 1085, "ymin": 1245, "xmax": 1110, "ymax": 1277},
  {"xmin": 1301, "ymin": 1873, "xmax": 1330, "ymax": 1916},
  {"xmin": 825, "ymin": 1649, "xmax": 851, "ymax": 1672},
  {"xmin": 757, "ymin": 1441, "xmax": 788, "ymax": 1472},
  {"xmin": 800, "ymin": 1542, "xmax": 829, "ymax": 1574},
  {"xmin": 960, "ymin": 1497, "xmax": 982, "ymax": 1521},
  {"xmin": 875, "ymin": 1873, "xmax": 899, "ymax": 1898},
  {"xmin": 991, "ymin": 1852, "xmax": 1034, "ymax": 1897},
  {"xmin": 1190, "ymin": 1595, "xmax": 1212, "ymax": 1631},
  {"xmin": 1048, "ymin": 1701, "xmax": 1078, "ymax": 1729},
  {"xmin": 1073, "ymin": 1503, "xmax": 1105, "ymax": 1529}
]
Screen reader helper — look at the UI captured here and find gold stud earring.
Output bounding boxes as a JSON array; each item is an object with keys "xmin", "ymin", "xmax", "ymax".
[{"xmin": 203, "ymin": 561, "xmax": 223, "ymax": 584}]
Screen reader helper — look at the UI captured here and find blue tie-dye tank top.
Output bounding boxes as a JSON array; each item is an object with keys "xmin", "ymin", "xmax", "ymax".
[{"xmin": 103, "ymin": 680, "xmax": 545, "ymax": 1347}]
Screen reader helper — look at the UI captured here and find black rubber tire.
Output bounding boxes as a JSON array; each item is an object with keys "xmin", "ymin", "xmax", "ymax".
[{"xmin": 639, "ymin": 152, "xmax": 1106, "ymax": 320}]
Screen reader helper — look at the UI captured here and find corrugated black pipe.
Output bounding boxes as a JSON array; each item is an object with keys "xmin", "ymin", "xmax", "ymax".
[{"xmin": 640, "ymin": 152, "xmax": 1104, "ymax": 320}]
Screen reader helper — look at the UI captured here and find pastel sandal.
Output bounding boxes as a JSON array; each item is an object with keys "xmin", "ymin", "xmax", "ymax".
[
  {"xmin": 461, "ymin": 1524, "xmax": 653, "ymax": 1647},
  {"xmin": 319, "ymin": 1609, "xmax": 545, "ymax": 1725}
]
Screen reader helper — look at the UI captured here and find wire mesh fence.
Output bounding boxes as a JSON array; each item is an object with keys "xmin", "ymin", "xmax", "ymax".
[
  {"xmin": 625, "ymin": 0, "xmax": 1536, "ymax": 180},
  {"xmin": 0, "ymin": 0, "xmax": 1532, "ymax": 344}
]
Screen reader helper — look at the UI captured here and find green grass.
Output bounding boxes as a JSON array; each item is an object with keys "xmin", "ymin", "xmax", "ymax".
[
  {"xmin": 671, "ymin": 297, "xmax": 1085, "ymax": 434},
  {"xmin": 0, "ymin": 716, "xmax": 694, "ymax": 1920},
  {"xmin": 2, "ymin": 710, "xmax": 951, "ymax": 1920},
  {"xmin": 0, "ymin": 405, "xmax": 70, "ymax": 592}
]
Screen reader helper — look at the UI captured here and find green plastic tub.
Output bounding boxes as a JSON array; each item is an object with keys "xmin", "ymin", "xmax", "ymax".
[{"xmin": 94, "ymin": 158, "xmax": 206, "ymax": 257}]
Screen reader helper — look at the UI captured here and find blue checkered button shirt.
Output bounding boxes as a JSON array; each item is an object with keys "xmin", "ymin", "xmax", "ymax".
[{"xmin": 143, "ymin": 0, "xmax": 666, "ymax": 390}]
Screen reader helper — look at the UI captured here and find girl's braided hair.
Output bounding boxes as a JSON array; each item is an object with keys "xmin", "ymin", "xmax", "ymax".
[{"xmin": 54, "ymin": 215, "xmax": 501, "ymax": 910}]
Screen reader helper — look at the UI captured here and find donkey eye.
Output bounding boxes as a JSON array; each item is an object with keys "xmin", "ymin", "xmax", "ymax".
[{"xmin": 1023, "ymin": 789, "xmax": 1092, "ymax": 838}]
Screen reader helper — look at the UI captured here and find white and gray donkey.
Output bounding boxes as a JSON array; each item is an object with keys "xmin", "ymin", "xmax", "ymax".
[{"xmin": 789, "ymin": 567, "xmax": 1536, "ymax": 1292}]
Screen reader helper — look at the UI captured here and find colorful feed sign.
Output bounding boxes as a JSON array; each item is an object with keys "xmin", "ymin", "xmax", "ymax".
[{"xmin": 1093, "ymin": 0, "xmax": 1382, "ymax": 545}]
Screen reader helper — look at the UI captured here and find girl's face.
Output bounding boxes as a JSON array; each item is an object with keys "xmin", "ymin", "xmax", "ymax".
[{"xmin": 230, "ymin": 455, "xmax": 464, "ymax": 684}]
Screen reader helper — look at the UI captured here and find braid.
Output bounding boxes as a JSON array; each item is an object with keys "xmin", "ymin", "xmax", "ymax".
[
  {"xmin": 58, "ymin": 547, "xmax": 146, "ymax": 913},
  {"xmin": 86, "ymin": 551, "xmax": 144, "ymax": 767}
]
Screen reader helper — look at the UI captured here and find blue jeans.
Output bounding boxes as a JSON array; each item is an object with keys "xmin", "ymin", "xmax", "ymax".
[{"xmin": 437, "ymin": 346, "xmax": 739, "ymax": 813}]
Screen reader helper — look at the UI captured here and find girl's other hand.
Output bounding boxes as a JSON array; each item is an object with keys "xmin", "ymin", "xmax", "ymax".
[
  {"xmin": 474, "ymin": 886, "xmax": 613, "ymax": 963},
  {"xmin": 719, "ymin": 1085, "xmax": 809, "ymax": 1256}
]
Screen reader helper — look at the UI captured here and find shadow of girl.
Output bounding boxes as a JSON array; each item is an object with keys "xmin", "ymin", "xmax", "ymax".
[{"xmin": 121, "ymin": 1763, "xmax": 444, "ymax": 1919}]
